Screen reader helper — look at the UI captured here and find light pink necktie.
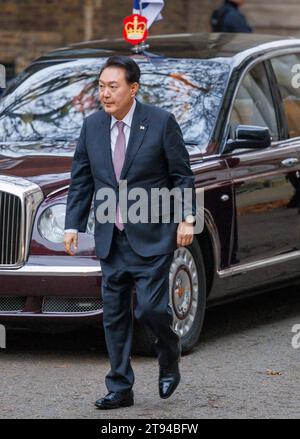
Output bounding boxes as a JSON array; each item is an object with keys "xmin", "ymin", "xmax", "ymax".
[{"xmin": 113, "ymin": 121, "xmax": 126, "ymax": 230}]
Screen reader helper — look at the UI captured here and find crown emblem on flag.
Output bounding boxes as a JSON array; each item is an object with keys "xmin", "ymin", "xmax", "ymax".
[
  {"xmin": 125, "ymin": 15, "xmax": 146, "ymax": 39},
  {"xmin": 123, "ymin": 14, "xmax": 148, "ymax": 45}
]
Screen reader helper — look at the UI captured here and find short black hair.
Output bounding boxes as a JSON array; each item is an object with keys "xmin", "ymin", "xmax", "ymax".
[{"xmin": 100, "ymin": 56, "xmax": 141, "ymax": 84}]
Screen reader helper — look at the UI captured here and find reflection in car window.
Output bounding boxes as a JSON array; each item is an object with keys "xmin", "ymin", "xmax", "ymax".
[
  {"xmin": 0, "ymin": 58, "xmax": 230, "ymax": 154},
  {"xmin": 0, "ymin": 59, "xmax": 100, "ymax": 146},
  {"xmin": 271, "ymin": 54, "xmax": 300, "ymax": 139},
  {"xmin": 230, "ymin": 62, "xmax": 278, "ymax": 141}
]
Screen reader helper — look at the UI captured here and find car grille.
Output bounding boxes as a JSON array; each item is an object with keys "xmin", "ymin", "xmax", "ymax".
[
  {"xmin": 0, "ymin": 297, "xmax": 26, "ymax": 312},
  {"xmin": 42, "ymin": 297, "xmax": 103, "ymax": 314},
  {"xmin": 0, "ymin": 192, "xmax": 22, "ymax": 265},
  {"xmin": 0, "ymin": 176, "xmax": 44, "ymax": 268}
]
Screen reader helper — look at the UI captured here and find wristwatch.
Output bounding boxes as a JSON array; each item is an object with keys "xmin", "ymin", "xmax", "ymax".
[{"xmin": 184, "ymin": 214, "xmax": 196, "ymax": 225}]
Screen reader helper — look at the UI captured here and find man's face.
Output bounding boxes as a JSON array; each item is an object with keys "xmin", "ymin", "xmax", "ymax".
[{"xmin": 99, "ymin": 67, "xmax": 139, "ymax": 119}]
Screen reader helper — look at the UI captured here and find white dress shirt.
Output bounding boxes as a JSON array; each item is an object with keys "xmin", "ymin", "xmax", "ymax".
[
  {"xmin": 65, "ymin": 99, "xmax": 136, "ymax": 234},
  {"xmin": 110, "ymin": 98, "xmax": 136, "ymax": 154}
]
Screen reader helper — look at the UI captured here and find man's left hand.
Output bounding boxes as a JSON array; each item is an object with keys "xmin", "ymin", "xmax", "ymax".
[{"xmin": 177, "ymin": 221, "xmax": 194, "ymax": 247}]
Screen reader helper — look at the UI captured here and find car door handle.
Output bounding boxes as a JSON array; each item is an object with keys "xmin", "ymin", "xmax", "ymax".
[
  {"xmin": 281, "ymin": 158, "xmax": 299, "ymax": 168},
  {"xmin": 221, "ymin": 194, "xmax": 230, "ymax": 202}
]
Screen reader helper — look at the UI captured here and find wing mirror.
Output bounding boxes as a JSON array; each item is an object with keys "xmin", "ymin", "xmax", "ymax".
[{"xmin": 226, "ymin": 125, "xmax": 272, "ymax": 152}]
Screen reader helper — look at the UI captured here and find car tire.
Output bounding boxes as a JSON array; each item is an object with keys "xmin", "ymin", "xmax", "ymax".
[{"xmin": 132, "ymin": 240, "xmax": 207, "ymax": 356}]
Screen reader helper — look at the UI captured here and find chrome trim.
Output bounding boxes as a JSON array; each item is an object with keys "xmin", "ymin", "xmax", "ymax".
[
  {"xmin": 232, "ymin": 40, "xmax": 300, "ymax": 69},
  {"xmin": 203, "ymin": 209, "xmax": 221, "ymax": 272},
  {"xmin": 0, "ymin": 310, "xmax": 101, "ymax": 317},
  {"xmin": 0, "ymin": 264, "xmax": 101, "ymax": 276},
  {"xmin": 170, "ymin": 247, "xmax": 199, "ymax": 338},
  {"xmin": 0, "ymin": 192, "xmax": 21, "ymax": 264},
  {"xmin": 47, "ymin": 185, "xmax": 70, "ymax": 198},
  {"xmin": 218, "ymin": 250, "xmax": 300, "ymax": 278},
  {"xmin": 281, "ymin": 158, "xmax": 299, "ymax": 168},
  {"xmin": 221, "ymin": 194, "xmax": 230, "ymax": 202},
  {"xmin": 0, "ymin": 175, "xmax": 44, "ymax": 269}
]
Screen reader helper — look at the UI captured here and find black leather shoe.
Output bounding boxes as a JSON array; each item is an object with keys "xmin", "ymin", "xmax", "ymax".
[
  {"xmin": 95, "ymin": 390, "xmax": 134, "ymax": 409},
  {"xmin": 159, "ymin": 362, "xmax": 181, "ymax": 399}
]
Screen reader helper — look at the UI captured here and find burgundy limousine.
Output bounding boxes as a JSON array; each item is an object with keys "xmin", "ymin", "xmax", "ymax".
[{"xmin": 0, "ymin": 33, "xmax": 300, "ymax": 354}]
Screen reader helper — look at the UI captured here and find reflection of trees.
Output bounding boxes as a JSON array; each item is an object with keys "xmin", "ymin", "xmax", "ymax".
[
  {"xmin": 0, "ymin": 65, "xmax": 100, "ymax": 142},
  {"xmin": 139, "ymin": 60, "xmax": 229, "ymax": 146},
  {"xmin": 0, "ymin": 58, "xmax": 229, "ymax": 152},
  {"xmin": 72, "ymin": 82, "xmax": 98, "ymax": 113}
]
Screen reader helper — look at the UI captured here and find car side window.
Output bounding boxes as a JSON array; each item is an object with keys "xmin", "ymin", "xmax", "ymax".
[
  {"xmin": 271, "ymin": 54, "xmax": 300, "ymax": 139},
  {"xmin": 229, "ymin": 62, "xmax": 279, "ymax": 141}
]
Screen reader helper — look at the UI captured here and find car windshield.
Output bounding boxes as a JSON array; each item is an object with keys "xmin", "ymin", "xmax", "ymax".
[{"xmin": 0, "ymin": 57, "xmax": 230, "ymax": 154}]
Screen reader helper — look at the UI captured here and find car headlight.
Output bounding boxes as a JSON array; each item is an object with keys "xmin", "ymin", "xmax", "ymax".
[{"xmin": 38, "ymin": 204, "xmax": 66, "ymax": 243}]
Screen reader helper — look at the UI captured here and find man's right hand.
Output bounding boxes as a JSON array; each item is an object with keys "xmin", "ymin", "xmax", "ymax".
[{"xmin": 64, "ymin": 232, "xmax": 78, "ymax": 256}]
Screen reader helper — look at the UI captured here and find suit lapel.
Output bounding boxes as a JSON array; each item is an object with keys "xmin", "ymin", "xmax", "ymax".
[{"xmin": 120, "ymin": 101, "xmax": 148, "ymax": 180}]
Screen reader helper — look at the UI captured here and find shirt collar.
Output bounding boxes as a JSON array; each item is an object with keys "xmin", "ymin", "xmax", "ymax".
[{"xmin": 110, "ymin": 99, "xmax": 136, "ymax": 130}]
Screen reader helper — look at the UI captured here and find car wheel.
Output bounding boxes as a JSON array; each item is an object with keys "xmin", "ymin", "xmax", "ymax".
[{"xmin": 132, "ymin": 240, "xmax": 207, "ymax": 356}]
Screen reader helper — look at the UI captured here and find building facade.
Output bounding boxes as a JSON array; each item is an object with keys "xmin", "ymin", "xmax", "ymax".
[{"xmin": 0, "ymin": 0, "xmax": 299, "ymax": 79}]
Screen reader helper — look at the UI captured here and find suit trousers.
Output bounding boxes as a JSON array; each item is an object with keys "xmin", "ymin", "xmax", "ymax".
[{"xmin": 100, "ymin": 226, "xmax": 181, "ymax": 393}]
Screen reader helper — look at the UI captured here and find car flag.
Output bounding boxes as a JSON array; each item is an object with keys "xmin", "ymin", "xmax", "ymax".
[{"xmin": 133, "ymin": 0, "xmax": 164, "ymax": 29}]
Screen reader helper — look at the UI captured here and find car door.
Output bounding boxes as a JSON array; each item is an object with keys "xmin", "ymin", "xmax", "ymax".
[
  {"xmin": 269, "ymin": 52, "xmax": 300, "ymax": 279},
  {"xmin": 270, "ymin": 53, "xmax": 300, "ymax": 214},
  {"xmin": 223, "ymin": 60, "xmax": 300, "ymax": 288}
]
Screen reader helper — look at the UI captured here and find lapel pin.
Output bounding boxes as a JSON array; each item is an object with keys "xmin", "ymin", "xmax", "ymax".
[{"xmin": 140, "ymin": 125, "xmax": 145, "ymax": 130}]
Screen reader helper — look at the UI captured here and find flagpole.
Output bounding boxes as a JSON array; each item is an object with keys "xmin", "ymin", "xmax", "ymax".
[{"xmin": 131, "ymin": 0, "xmax": 149, "ymax": 54}]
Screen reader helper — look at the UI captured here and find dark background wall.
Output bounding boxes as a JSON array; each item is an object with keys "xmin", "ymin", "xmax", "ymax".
[{"xmin": 0, "ymin": 0, "xmax": 299, "ymax": 78}]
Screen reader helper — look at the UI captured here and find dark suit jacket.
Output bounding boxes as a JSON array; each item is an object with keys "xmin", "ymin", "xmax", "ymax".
[
  {"xmin": 220, "ymin": 2, "xmax": 252, "ymax": 33},
  {"xmin": 65, "ymin": 100, "xmax": 196, "ymax": 259}
]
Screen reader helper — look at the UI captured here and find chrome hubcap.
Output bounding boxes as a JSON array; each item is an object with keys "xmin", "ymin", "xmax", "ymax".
[{"xmin": 169, "ymin": 247, "xmax": 199, "ymax": 338}]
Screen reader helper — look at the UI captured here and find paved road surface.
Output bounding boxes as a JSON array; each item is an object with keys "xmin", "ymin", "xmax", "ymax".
[{"xmin": 1, "ymin": 287, "xmax": 300, "ymax": 419}]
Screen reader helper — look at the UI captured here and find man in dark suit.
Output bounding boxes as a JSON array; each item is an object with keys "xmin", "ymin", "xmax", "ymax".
[
  {"xmin": 64, "ymin": 56, "xmax": 196, "ymax": 409},
  {"xmin": 211, "ymin": 0, "xmax": 253, "ymax": 33}
]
